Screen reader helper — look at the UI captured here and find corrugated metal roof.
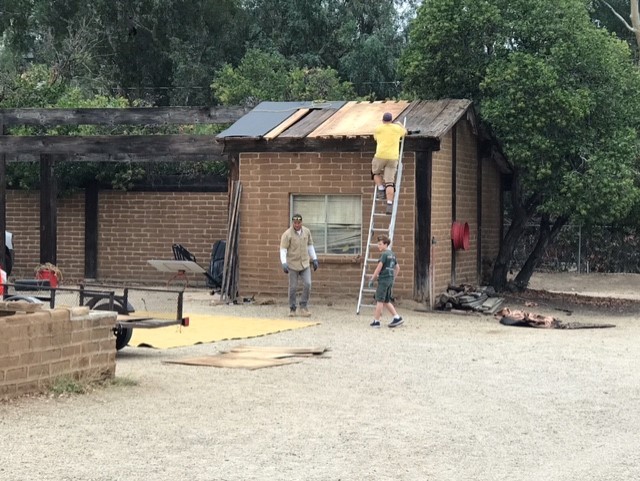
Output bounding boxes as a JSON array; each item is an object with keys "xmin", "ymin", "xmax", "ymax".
[
  {"xmin": 217, "ymin": 99, "xmax": 474, "ymax": 141},
  {"xmin": 216, "ymin": 101, "xmax": 345, "ymax": 138}
]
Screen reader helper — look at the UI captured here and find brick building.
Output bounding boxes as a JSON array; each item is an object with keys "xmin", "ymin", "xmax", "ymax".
[{"xmin": 218, "ymin": 100, "xmax": 506, "ymax": 306}]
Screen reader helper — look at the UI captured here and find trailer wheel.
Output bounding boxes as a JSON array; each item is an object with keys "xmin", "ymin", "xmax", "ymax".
[{"xmin": 91, "ymin": 301, "xmax": 133, "ymax": 351}]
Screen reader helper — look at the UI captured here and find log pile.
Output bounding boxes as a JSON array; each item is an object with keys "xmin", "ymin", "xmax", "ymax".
[{"xmin": 435, "ymin": 284, "xmax": 505, "ymax": 314}]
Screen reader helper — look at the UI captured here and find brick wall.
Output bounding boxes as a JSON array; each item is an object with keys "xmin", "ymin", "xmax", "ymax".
[
  {"xmin": 237, "ymin": 151, "xmax": 416, "ymax": 300},
  {"xmin": 431, "ymin": 134, "xmax": 454, "ymax": 296},
  {"xmin": 6, "ymin": 191, "xmax": 228, "ymax": 284},
  {"xmin": 430, "ymin": 118, "xmax": 482, "ymax": 296},
  {"xmin": 454, "ymin": 119, "xmax": 479, "ymax": 285},
  {"xmin": 0, "ymin": 309, "xmax": 117, "ymax": 399}
]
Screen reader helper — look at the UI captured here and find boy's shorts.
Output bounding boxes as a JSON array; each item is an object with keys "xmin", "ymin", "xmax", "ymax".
[{"xmin": 375, "ymin": 277, "xmax": 394, "ymax": 303}]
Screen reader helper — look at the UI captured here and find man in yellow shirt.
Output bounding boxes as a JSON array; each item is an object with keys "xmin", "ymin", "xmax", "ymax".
[{"xmin": 372, "ymin": 112, "xmax": 407, "ymax": 215}]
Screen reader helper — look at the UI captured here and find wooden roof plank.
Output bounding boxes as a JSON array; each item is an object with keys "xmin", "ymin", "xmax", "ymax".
[{"xmin": 263, "ymin": 109, "xmax": 310, "ymax": 139}]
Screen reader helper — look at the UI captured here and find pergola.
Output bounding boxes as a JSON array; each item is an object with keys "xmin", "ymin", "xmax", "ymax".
[{"xmin": 0, "ymin": 106, "xmax": 249, "ymax": 276}]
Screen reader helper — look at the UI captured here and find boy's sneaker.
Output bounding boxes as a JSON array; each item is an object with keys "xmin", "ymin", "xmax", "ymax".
[
  {"xmin": 376, "ymin": 189, "xmax": 386, "ymax": 200},
  {"xmin": 386, "ymin": 203, "xmax": 393, "ymax": 215},
  {"xmin": 388, "ymin": 317, "xmax": 404, "ymax": 328},
  {"xmin": 289, "ymin": 309, "xmax": 296, "ymax": 317},
  {"xmin": 299, "ymin": 308, "xmax": 311, "ymax": 317},
  {"xmin": 369, "ymin": 319, "xmax": 381, "ymax": 328}
]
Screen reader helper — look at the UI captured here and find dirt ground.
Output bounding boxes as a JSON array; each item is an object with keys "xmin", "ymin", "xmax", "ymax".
[{"xmin": 1, "ymin": 272, "xmax": 640, "ymax": 480}]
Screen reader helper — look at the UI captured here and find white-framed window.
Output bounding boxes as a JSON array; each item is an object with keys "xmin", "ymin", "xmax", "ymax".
[{"xmin": 291, "ymin": 195, "xmax": 362, "ymax": 255}]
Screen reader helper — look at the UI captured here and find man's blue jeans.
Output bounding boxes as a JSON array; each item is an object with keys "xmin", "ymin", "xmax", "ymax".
[{"xmin": 288, "ymin": 267, "xmax": 311, "ymax": 310}]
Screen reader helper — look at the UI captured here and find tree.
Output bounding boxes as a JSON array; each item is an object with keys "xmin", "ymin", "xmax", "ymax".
[
  {"xmin": 0, "ymin": 0, "xmax": 250, "ymax": 105},
  {"xmin": 400, "ymin": 0, "xmax": 640, "ymax": 291},
  {"xmin": 211, "ymin": 49, "xmax": 354, "ymax": 105},
  {"xmin": 242, "ymin": 0, "xmax": 413, "ymax": 99},
  {"xmin": 595, "ymin": 1, "xmax": 640, "ymax": 60}
]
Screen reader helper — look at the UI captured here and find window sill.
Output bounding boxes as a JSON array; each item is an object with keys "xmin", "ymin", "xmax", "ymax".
[{"xmin": 317, "ymin": 254, "xmax": 363, "ymax": 265}]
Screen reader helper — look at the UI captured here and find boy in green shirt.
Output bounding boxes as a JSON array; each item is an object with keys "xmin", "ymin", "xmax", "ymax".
[{"xmin": 368, "ymin": 235, "xmax": 403, "ymax": 328}]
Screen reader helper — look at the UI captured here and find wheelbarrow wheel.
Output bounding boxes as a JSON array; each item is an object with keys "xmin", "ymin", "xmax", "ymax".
[{"xmin": 91, "ymin": 301, "xmax": 133, "ymax": 351}]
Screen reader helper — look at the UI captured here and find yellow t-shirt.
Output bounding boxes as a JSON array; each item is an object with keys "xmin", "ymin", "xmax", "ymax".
[{"xmin": 374, "ymin": 123, "xmax": 407, "ymax": 160}]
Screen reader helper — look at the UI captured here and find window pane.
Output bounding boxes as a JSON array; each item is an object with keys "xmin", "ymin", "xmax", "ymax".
[{"xmin": 291, "ymin": 194, "xmax": 361, "ymax": 255}]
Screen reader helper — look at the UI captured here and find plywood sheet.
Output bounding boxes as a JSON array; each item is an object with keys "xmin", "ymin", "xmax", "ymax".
[
  {"xmin": 164, "ymin": 355, "xmax": 301, "ymax": 370},
  {"xmin": 229, "ymin": 345, "xmax": 329, "ymax": 355},
  {"xmin": 308, "ymin": 101, "xmax": 410, "ymax": 137}
]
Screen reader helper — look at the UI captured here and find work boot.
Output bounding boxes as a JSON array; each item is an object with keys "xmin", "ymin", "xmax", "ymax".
[
  {"xmin": 386, "ymin": 203, "xmax": 393, "ymax": 215},
  {"xmin": 376, "ymin": 189, "xmax": 386, "ymax": 200},
  {"xmin": 299, "ymin": 307, "xmax": 311, "ymax": 317}
]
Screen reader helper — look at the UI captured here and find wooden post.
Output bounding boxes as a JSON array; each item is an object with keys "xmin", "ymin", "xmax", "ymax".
[
  {"xmin": 39, "ymin": 154, "xmax": 58, "ymax": 264},
  {"xmin": 0, "ymin": 121, "xmax": 6, "ymax": 270},
  {"xmin": 84, "ymin": 180, "xmax": 99, "ymax": 279}
]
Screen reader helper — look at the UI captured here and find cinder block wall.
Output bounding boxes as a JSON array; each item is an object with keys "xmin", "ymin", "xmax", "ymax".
[
  {"xmin": 0, "ymin": 309, "xmax": 117, "ymax": 399},
  {"xmin": 6, "ymin": 191, "xmax": 228, "ymax": 284},
  {"xmin": 237, "ymin": 151, "xmax": 416, "ymax": 300}
]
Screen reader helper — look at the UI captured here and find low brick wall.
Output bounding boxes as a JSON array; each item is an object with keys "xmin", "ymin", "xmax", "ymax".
[{"xmin": 0, "ymin": 309, "xmax": 117, "ymax": 399}]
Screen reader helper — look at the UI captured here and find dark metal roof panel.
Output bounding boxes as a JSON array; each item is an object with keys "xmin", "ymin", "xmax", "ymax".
[{"xmin": 217, "ymin": 101, "xmax": 345, "ymax": 139}]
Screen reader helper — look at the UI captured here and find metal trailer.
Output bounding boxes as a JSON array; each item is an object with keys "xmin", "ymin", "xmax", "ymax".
[{"xmin": 3, "ymin": 282, "xmax": 189, "ymax": 350}]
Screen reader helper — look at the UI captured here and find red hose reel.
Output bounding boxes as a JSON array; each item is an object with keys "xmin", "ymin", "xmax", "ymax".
[{"xmin": 450, "ymin": 221, "xmax": 470, "ymax": 251}]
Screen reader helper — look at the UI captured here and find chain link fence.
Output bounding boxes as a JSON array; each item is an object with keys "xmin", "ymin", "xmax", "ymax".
[{"xmin": 509, "ymin": 224, "xmax": 640, "ymax": 274}]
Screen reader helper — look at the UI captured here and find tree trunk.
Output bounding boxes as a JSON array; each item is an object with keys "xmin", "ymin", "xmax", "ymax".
[
  {"xmin": 514, "ymin": 214, "xmax": 568, "ymax": 289},
  {"xmin": 489, "ymin": 170, "xmax": 538, "ymax": 291}
]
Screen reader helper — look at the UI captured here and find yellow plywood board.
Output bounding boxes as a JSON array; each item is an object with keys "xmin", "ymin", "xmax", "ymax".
[
  {"xmin": 128, "ymin": 312, "xmax": 319, "ymax": 349},
  {"xmin": 308, "ymin": 101, "xmax": 409, "ymax": 137},
  {"xmin": 263, "ymin": 109, "xmax": 310, "ymax": 139}
]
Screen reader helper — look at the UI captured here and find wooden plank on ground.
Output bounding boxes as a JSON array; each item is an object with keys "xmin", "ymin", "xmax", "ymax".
[
  {"xmin": 164, "ymin": 355, "xmax": 301, "ymax": 370},
  {"xmin": 229, "ymin": 345, "xmax": 329, "ymax": 355}
]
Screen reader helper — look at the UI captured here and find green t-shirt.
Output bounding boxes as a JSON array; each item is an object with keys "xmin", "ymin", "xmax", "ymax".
[{"xmin": 378, "ymin": 249, "xmax": 397, "ymax": 280}]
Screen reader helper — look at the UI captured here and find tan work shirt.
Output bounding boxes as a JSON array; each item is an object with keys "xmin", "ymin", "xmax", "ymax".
[{"xmin": 280, "ymin": 226, "xmax": 314, "ymax": 271}]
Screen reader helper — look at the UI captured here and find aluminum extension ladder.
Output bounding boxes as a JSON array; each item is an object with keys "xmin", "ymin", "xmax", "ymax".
[{"xmin": 356, "ymin": 119, "xmax": 407, "ymax": 314}]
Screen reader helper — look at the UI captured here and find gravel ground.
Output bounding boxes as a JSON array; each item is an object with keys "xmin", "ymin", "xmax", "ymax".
[{"xmin": 2, "ymin": 274, "xmax": 640, "ymax": 480}]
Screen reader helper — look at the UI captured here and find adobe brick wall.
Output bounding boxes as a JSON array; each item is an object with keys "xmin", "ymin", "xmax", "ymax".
[
  {"xmin": 237, "ymin": 151, "xmax": 416, "ymax": 300},
  {"xmin": 454, "ymin": 118, "xmax": 479, "ymax": 286},
  {"xmin": 431, "ymin": 133, "xmax": 454, "ymax": 296},
  {"xmin": 6, "ymin": 191, "xmax": 228, "ymax": 284},
  {"xmin": 431, "ymin": 118, "xmax": 482, "ymax": 296},
  {"xmin": 0, "ymin": 309, "xmax": 117, "ymax": 400}
]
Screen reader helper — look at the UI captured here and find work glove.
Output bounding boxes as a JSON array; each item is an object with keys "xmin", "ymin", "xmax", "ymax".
[
  {"xmin": 368, "ymin": 278, "xmax": 374, "ymax": 288},
  {"xmin": 282, "ymin": 263, "xmax": 289, "ymax": 274},
  {"xmin": 312, "ymin": 259, "xmax": 319, "ymax": 271}
]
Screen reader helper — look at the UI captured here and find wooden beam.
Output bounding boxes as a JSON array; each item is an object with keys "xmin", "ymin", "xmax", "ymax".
[
  {"xmin": 0, "ymin": 135, "xmax": 223, "ymax": 155},
  {"xmin": 0, "ymin": 106, "xmax": 252, "ymax": 126},
  {"xmin": 5, "ymin": 153, "xmax": 229, "ymax": 163},
  {"xmin": 222, "ymin": 137, "xmax": 439, "ymax": 154}
]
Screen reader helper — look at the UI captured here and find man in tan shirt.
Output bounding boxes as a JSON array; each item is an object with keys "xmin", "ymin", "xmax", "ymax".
[{"xmin": 280, "ymin": 213, "xmax": 318, "ymax": 317}]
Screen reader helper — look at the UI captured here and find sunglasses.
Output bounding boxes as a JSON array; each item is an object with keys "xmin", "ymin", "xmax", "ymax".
[{"xmin": 292, "ymin": 217, "xmax": 302, "ymax": 221}]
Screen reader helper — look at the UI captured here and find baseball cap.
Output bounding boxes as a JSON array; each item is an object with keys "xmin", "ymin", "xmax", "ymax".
[{"xmin": 382, "ymin": 112, "xmax": 393, "ymax": 122}]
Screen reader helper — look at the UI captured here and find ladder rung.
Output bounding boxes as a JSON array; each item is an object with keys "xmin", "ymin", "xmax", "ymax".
[
  {"xmin": 359, "ymin": 303, "xmax": 376, "ymax": 308},
  {"xmin": 367, "ymin": 258, "xmax": 378, "ymax": 263}
]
